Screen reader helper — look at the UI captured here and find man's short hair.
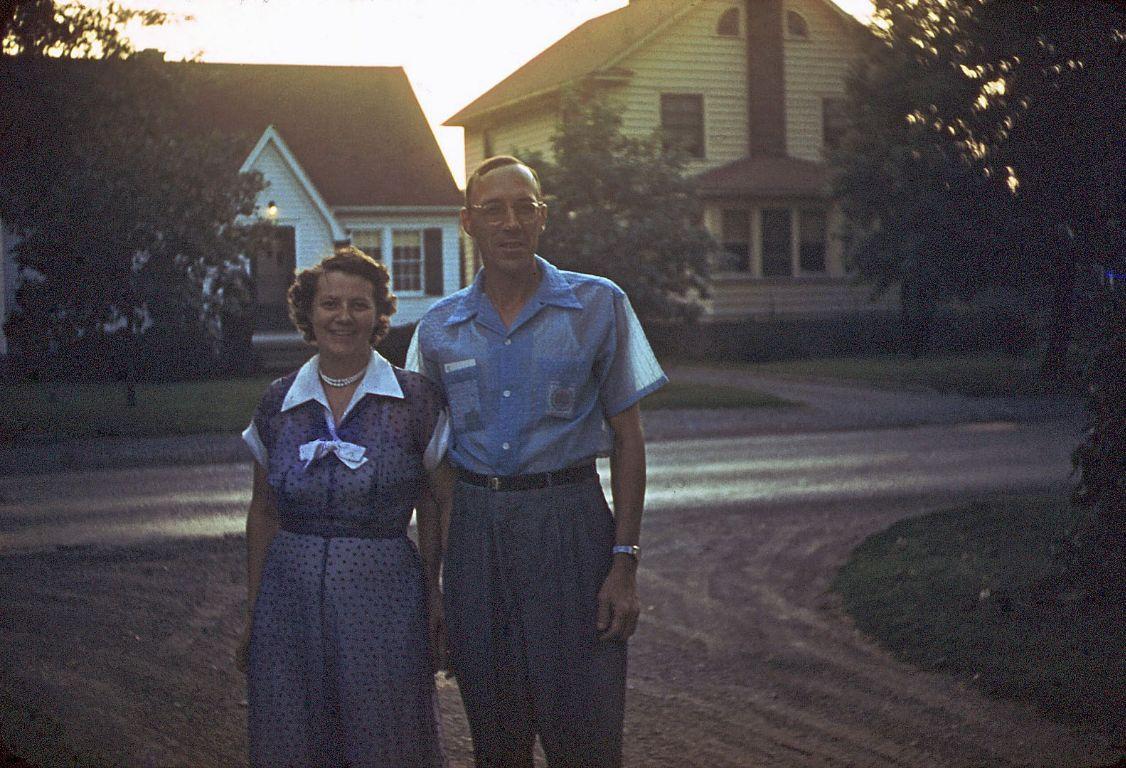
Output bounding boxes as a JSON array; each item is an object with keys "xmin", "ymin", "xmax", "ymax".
[{"xmin": 464, "ymin": 155, "xmax": 542, "ymax": 207}]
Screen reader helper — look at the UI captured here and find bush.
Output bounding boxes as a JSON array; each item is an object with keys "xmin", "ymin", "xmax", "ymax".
[{"xmin": 647, "ymin": 302, "xmax": 1038, "ymax": 364}]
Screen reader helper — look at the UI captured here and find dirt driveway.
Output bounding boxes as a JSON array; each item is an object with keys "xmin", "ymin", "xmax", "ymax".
[{"xmin": 1, "ymin": 484, "xmax": 1117, "ymax": 767}]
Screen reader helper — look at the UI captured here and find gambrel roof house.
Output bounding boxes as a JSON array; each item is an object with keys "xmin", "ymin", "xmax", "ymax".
[
  {"xmin": 446, "ymin": 0, "xmax": 894, "ymax": 319},
  {"xmin": 0, "ymin": 61, "xmax": 463, "ymax": 357}
]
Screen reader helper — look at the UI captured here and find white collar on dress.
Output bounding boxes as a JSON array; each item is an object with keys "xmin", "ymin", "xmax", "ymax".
[{"xmin": 282, "ymin": 349, "xmax": 403, "ymax": 422}]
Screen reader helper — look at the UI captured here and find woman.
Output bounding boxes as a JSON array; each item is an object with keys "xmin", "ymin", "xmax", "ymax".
[{"xmin": 236, "ymin": 246, "xmax": 449, "ymax": 767}]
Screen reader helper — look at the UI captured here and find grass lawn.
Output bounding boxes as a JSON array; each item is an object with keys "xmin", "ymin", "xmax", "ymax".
[
  {"xmin": 1, "ymin": 376, "xmax": 784, "ymax": 442},
  {"xmin": 742, "ymin": 353, "xmax": 1065, "ymax": 398},
  {"xmin": 832, "ymin": 493, "xmax": 1124, "ymax": 732},
  {"xmin": 643, "ymin": 381, "xmax": 790, "ymax": 410},
  {"xmin": 1, "ymin": 376, "xmax": 275, "ymax": 442}
]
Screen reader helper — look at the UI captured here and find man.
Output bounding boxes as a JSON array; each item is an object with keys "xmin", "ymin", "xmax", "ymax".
[{"xmin": 406, "ymin": 155, "xmax": 667, "ymax": 768}]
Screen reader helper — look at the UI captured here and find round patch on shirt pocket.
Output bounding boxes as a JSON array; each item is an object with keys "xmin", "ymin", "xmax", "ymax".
[{"xmin": 538, "ymin": 357, "xmax": 582, "ymax": 419}]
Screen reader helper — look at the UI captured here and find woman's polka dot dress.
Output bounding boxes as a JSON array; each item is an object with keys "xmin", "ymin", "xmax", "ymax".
[{"xmin": 247, "ymin": 367, "xmax": 446, "ymax": 767}]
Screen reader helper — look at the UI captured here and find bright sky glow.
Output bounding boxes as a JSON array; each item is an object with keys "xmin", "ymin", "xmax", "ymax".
[{"xmin": 118, "ymin": 0, "xmax": 873, "ymax": 185}]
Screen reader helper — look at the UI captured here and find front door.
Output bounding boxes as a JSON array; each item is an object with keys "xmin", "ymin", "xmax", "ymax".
[{"xmin": 251, "ymin": 226, "xmax": 296, "ymax": 332}]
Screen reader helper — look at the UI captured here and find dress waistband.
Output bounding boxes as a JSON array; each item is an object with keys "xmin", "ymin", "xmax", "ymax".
[
  {"xmin": 455, "ymin": 462, "xmax": 597, "ymax": 492},
  {"xmin": 278, "ymin": 516, "xmax": 404, "ymax": 539}
]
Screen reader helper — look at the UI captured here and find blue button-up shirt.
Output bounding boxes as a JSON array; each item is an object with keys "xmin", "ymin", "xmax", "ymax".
[{"xmin": 406, "ymin": 256, "xmax": 668, "ymax": 476}]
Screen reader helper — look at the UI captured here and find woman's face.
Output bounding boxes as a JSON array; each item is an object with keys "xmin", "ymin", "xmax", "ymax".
[{"xmin": 311, "ymin": 270, "xmax": 378, "ymax": 363}]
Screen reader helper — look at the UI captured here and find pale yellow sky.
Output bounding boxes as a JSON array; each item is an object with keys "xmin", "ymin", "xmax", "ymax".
[{"xmin": 120, "ymin": 0, "xmax": 873, "ymax": 185}]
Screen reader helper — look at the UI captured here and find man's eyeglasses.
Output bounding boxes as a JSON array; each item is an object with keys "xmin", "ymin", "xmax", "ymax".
[{"xmin": 469, "ymin": 200, "xmax": 546, "ymax": 227}]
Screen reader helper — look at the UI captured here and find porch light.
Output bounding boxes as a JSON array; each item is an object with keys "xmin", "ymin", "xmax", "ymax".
[{"xmin": 265, "ymin": 201, "xmax": 279, "ymax": 221}]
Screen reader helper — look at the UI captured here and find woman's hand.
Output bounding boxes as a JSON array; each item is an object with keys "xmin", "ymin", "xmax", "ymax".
[
  {"xmin": 235, "ymin": 621, "xmax": 252, "ymax": 674},
  {"xmin": 427, "ymin": 590, "xmax": 448, "ymax": 675}
]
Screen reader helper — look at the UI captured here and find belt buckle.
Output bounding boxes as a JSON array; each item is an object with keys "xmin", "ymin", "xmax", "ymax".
[{"xmin": 488, "ymin": 476, "xmax": 502, "ymax": 491}]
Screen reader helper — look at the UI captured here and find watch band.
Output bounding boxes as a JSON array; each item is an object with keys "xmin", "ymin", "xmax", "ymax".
[{"xmin": 611, "ymin": 544, "xmax": 641, "ymax": 560}]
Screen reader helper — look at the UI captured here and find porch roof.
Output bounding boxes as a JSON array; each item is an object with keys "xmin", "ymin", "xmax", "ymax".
[{"xmin": 694, "ymin": 155, "xmax": 830, "ymax": 198}]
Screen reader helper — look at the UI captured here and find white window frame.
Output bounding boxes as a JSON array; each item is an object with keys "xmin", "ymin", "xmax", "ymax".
[{"xmin": 391, "ymin": 229, "xmax": 425, "ymax": 296}]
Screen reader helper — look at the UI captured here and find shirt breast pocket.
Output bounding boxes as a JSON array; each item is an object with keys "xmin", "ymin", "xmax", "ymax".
[
  {"xmin": 443, "ymin": 361, "xmax": 484, "ymax": 433},
  {"xmin": 538, "ymin": 357, "xmax": 582, "ymax": 420}
]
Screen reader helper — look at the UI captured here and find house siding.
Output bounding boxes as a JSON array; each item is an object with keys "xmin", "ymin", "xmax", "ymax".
[
  {"xmin": 248, "ymin": 141, "xmax": 337, "ymax": 271},
  {"xmin": 466, "ymin": 110, "xmax": 558, "ymax": 174},
  {"xmin": 783, "ymin": 0, "xmax": 860, "ymax": 161},
  {"xmin": 614, "ymin": 0, "xmax": 749, "ymax": 175}
]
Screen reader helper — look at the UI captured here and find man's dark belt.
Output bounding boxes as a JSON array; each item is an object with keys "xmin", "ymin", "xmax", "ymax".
[
  {"xmin": 279, "ymin": 516, "xmax": 403, "ymax": 539},
  {"xmin": 456, "ymin": 462, "xmax": 597, "ymax": 492}
]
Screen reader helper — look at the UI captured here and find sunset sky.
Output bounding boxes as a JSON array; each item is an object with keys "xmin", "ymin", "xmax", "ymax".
[{"xmin": 120, "ymin": 0, "xmax": 874, "ymax": 185}]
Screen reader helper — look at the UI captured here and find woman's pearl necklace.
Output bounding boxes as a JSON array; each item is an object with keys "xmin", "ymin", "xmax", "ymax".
[{"xmin": 319, "ymin": 366, "xmax": 365, "ymax": 388}]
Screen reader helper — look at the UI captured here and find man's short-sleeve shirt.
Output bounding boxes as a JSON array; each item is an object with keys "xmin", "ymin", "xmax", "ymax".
[{"xmin": 406, "ymin": 256, "xmax": 668, "ymax": 476}]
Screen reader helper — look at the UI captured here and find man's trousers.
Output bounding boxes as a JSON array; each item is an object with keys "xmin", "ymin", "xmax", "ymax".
[{"xmin": 444, "ymin": 475, "xmax": 627, "ymax": 768}]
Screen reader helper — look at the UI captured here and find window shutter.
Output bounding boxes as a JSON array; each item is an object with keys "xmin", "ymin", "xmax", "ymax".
[{"xmin": 423, "ymin": 228, "xmax": 443, "ymax": 296}]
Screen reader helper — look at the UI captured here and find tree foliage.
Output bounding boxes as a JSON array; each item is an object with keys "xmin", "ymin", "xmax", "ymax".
[
  {"xmin": 2, "ymin": 0, "xmax": 171, "ymax": 59},
  {"xmin": 832, "ymin": 0, "xmax": 1125, "ymax": 368},
  {"xmin": 530, "ymin": 92, "xmax": 715, "ymax": 326},
  {"xmin": 1069, "ymin": 281, "xmax": 1126, "ymax": 588},
  {"xmin": 1, "ymin": 3, "xmax": 266, "ymax": 383}
]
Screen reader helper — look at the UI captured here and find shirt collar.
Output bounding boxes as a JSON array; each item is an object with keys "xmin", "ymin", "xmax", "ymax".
[
  {"xmin": 444, "ymin": 255, "xmax": 583, "ymax": 326},
  {"xmin": 282, "ymin": 349, "xmax": 403, "ymax": 418}
]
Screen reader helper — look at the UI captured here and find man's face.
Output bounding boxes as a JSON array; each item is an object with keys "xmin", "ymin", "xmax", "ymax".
[{"xmin": 461, "ymin": 164, "xmax": 547, "ymax": 279}]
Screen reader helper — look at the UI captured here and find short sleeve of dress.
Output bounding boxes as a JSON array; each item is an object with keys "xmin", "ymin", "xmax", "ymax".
[
  {"xmin": 242, "ymin": 376, "xmax": 291, "ymax": 469},
  {"xmin": 598, "ymin": 290, "xmax": 669, "ymax": 417}
]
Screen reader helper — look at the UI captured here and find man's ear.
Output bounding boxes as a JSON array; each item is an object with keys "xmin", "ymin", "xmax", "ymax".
[{"xmin": 459, "ymin": 207, "xmax": 474, "ymax": 237}]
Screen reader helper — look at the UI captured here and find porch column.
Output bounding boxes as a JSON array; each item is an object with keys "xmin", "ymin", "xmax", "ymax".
[
  {"xmin": 750, "ymin": 207, "xmax": 763, "ymax": 278},
  {"xmin": 790, "ymin": 208, "xmax": 801, "ymax": 276}
]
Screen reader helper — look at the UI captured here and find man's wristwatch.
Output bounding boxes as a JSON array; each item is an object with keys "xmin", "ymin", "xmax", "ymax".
[{"xmin": 611, "ymin": 544, "xmax": 641, "ymax": 561}]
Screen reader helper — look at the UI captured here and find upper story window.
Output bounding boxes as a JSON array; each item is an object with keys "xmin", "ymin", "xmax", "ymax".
[
  {"xmin": 660, "ymin": 93, "xmax": 705, "ymax": 158},
  {"xmin": 822, "ymin": 97, "xmax": 848, "ymax": 152},
  {"xmin": 716, "ymin": 7, "xmax": 740, "ymax": 36},
  {"xmin": 786, "ymin": 10, "xmax": 810, "ymax": 38}
]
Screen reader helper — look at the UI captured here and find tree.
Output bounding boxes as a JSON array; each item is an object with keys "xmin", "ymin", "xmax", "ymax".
[
  {"xmin": 531, "ymin": 92, "xmax": 715, "ymax": 326},
  {"xmin": 1, "ymin": 2, "xmax": 266, "ymax": 391},
  {"xmin": 1069, "ymin": 281, "xmax": 1125, "ymax": 593},
  {"xmin": 832, "ymin": 0, "xmax": 1125, "ymax": 370},
  {"xmin": 2, "ymin": 0, "xmax": 170, "ymax": 59}
]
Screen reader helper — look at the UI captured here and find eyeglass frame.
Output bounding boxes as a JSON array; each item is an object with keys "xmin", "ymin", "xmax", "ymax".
[{"xmin": 467, "ymin": 199, "xmax": 547, "ymax": 227}]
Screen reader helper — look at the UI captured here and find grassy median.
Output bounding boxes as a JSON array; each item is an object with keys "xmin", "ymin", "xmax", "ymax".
[
  {"xmin": 832, "ymin": 493, "xmax": 1124, "ymax": 731},
  {"xmin": 0, "ymin": 375, "xmax": 786, "ymax": 442},
  {"xmin": 746, "ymin": 353, "xmax": 1064, "ymax": 398}
]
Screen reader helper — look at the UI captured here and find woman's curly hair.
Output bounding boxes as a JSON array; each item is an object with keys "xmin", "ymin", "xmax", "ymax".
[{"xmin": 287, "ymin": 246, "xmax": 397, "ymax": 347}]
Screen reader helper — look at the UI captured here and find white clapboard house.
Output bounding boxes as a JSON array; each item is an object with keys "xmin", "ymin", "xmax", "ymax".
[
  {"xmin": 0, "ymin": 61, "xmax": 463, "ymax": 360},
  {"xmin": 446, "ymin": 0, "xmax": 894, "ymax": 320}
]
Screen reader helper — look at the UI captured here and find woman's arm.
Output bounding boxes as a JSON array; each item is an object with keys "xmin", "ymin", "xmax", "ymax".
[
  {"xmin": 236, "ymin": 461, "xmax": 278, "ymax": 672},
  {"xmin": 418, "ymin": 459, "xmax": 454, "ymax": 671}
]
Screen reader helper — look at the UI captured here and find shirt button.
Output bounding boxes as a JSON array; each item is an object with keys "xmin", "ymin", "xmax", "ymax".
[
  {"xmin": 502, "ymin": 442, "xmax": 510, "ymax": 450},
  {"xmin": 503, "ymin": 390, "xmax": 511, "ymax": 398},
  {"xmin": 504, "ymin": 339, "xmax": 512, "ymax": 346}
]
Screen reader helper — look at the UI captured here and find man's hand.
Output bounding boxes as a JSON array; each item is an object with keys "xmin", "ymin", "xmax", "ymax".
[{"xmin": 597, "ymin": 557, "xmax": 640, "ymax": 641}]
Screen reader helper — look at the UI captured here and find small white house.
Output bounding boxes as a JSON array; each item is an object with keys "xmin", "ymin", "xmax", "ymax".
[{"xmin": 0, "ymin": 61, "xmax": 464, "ymax": 358}]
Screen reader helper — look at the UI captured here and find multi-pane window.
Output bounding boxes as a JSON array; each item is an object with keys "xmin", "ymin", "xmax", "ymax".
[
  {"xmin": 716, "ymin": 7, "xmax": 739, "ymax": 36},
  {"xmin": 392, "ymin": 230, "xmax": 422, "ymax": 292},
  {"xmin": 660, "ymin": 94, "xmax": 705, "ymax": 158},
  {"xmin": 786, "ymin": 10, "xmax": 809, "ymax": 38},
  {"xmin": 822, "ymin": 98, "xmax": 848, "ymax": 152},
  {"xmin": 719, "ymin": 209, "xmax": 750, "ymax": 272},
  {"xmin": 351, "ymin": 230, "xmax": 382, "ymax": 263},
  {"xmin": 761, "ymin": 209, "xmax": 792, "ymax": 277},
  {"xmin": 799, "ymin": 209, "xmax": 828, "ymax": 273}
]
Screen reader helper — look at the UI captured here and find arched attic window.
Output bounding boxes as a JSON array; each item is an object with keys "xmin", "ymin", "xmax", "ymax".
[
  {"xmin": 786, "ymin": 10, "xmax": 810, "ymax": 38},
  {"xmin": 717, "ymin": 7, "xmax": 739, "ymax": 36}
]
